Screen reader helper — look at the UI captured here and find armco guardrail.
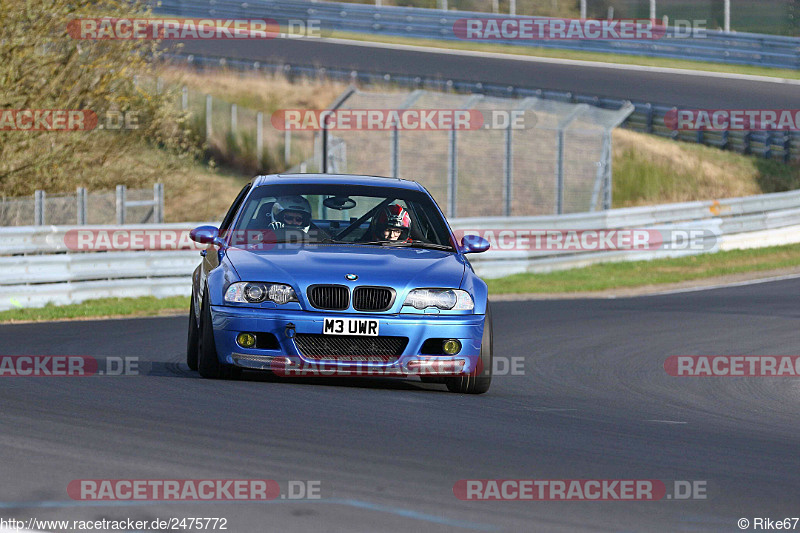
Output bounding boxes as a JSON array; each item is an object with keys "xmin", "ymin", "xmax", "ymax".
[
  {"xmin": 162, "ymin": 52, "xmax": 799, "ymax": 161},
  {"xmin": 155, "ymin": 0, "xmax": 800, "ymax": 69},
  {"xmin": 3, "ymin": 190, "xmax": 800, "ymax": 310}
]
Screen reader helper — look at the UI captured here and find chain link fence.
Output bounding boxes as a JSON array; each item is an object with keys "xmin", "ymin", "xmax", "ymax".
[
  {"xmin": 0, "ymin": 184, "xmax": 164, "ymax": 226},
  {"xmin": 289, "ymin": 89, "xmax": 632, "ymax": 217}
]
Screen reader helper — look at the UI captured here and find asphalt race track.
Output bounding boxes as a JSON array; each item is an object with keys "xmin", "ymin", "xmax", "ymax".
[
  {"xmin": 174, "ymin": 38, "xmax": 800, "ymax": 108},
  {"xmin": 2, "ymin": 278, "xmax": 800, "ymax": 532}
]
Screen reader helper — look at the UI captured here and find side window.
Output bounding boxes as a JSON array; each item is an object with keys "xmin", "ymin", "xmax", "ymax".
[{"xmin": 219, "ymin": 184, "xmax": 251, "ymax": 235}]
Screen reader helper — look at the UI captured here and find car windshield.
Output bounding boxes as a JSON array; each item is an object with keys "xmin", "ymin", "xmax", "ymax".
[{"xmin": 229, "ymin": 183, "xmax": 455, "ymax": 250}]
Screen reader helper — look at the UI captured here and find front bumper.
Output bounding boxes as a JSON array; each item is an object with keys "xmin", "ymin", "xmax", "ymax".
[{"xmin": 210, "ymin": 305, "xmax": 485, "ymax": 375}]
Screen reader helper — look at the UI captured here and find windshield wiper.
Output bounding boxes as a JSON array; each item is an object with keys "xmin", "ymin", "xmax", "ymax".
[
  {"xmin": 319, "ymin": 239, "xmax": 453, "ymax": 251},
  {"xmin": 379, "ymin": 240, "xmax": 454, "ymax": 251}
]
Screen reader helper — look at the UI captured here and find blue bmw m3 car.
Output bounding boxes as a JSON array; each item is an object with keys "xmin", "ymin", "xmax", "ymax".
[{"xmin": 186, "ymin": 173, "xmax": 493, "ymax": 394}]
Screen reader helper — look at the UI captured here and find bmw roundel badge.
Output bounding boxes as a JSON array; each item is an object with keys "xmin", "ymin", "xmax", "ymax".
[{"xmin": 345, "ymin": 274, "xmax": 358, "ymax": 281}]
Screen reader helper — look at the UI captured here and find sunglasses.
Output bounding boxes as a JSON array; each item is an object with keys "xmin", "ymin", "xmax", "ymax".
[{"xmin": 283, "ymin": 213, "xmax": 305, "ymax": 224}]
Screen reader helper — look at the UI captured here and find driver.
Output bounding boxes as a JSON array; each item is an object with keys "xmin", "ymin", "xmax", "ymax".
[
  {"xmin": 267, "ymin": 195, "xmax": 331, "ymax": 243},
  {"xmin": 372, "ymin": 204, "xmax": 411, "ymax": 242},
  {"xmin": 269, "ymin": 196, "xmax": 312, "ymax": 233}
]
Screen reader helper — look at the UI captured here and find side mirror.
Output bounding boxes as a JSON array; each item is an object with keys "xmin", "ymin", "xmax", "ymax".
[
  {"xmin": 190, "ymin": 225, "xmax": 221, "ymax": 245},
  {"xmin": 461, "ymin": 234, "xmax": 490, "ymax": 254}
]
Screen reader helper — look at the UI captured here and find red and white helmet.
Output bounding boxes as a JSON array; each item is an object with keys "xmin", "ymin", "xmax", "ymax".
[{"xmin": 374, "ymin": 204, "xmax": 411, "ymax": 240}]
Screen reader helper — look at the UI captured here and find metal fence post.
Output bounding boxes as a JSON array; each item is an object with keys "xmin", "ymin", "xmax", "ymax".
[
  {"xmin": 231, "ymin": 103, "xmax": 237, "ymax": 134},
  {"xmin": 504, "ymin": 124, "xmax": 513, "ymax": 216},
  {"xmin": 391, "ymin": 127, "xmax": 399, "ymax": 178},
  {"xmin": 438, "ymin": 0, "xmax": 447, "ymax": 10},
  {"xmin": 256, "ymin": 111, "xmax": 264, "ymax": 166},
  {"xmin": 116, "ymin": 185, "xmax": 126, "ymax": 225},
  {"xmin": 322, "ymin": 124, "xmax": 330, "ymax": 173},
  {"xmin": 509, "ymin": 0, "xmax": 516, "ymax": 16},
  {"xmin": 283, "ymin": 119, "xmax": 291, "ymax": 166},
  {"xmin": 556, "ymin": 128, "xmax": 565, "ymax": 215},
  {"xmin": 554, "ymin": 105, "xmax": 587, "ymax": 215},
  {"xmin": 181, "ymin": 86, "xmax": 188, "ymax": 111},
  {"xmin": 322, "ymin": 86, "xmax": 358, "ymax": 174},
  {"xmin": 580, "ymin": 0, "xmax": 587, "ymax": 19},
  {"xmin": 391, "ymin": 90, "xmax": 425, "ymax": 179},
  {"xmin": 603, "ymin": 132, "xmax": 613, "ymax": 211},
  {"xmin": 724, "ymin": 0, "xmax": 731, "ymax": 32},
  {"xmin": 650, "ymin": 0, "xmax": 656, "ymax": 21},
  {"xmin": 153, "ymin": 183, "xmax": 164, "ymax": 223},
  {"xmin": 77, "ymin": 187, "xmax": 87, "ymax": 225},
  {"xmin": 205, "ymin": 94, "xmax": 212, "ymax": 139},
  {"xmin": 502, "ymin": 97, "xmax": 535, "ymax": 216},
  {"xmin": 34, "ymin": 190, "xmax": 45, "ymax": 226},
  {"xmin": 447, "ymin": 128, "xmax": 457, "ymax": 218}
]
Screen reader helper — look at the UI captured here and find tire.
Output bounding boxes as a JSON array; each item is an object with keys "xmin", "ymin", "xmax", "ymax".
[
  {"xmin": 186, "ymin": 292, "xmax": 199, "ymax": 371},
  {"xmin": 446, "ymin": 303, "xmax": 492, "ymax": 394},
  {"xmin": 197, "ymin": 290, "xmax": 240, "ymax": 380}
]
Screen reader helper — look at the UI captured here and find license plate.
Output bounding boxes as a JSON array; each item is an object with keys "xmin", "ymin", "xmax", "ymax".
[{"xmin": 323, "ymin": 318, "xmax": 379, "ymax": 336}]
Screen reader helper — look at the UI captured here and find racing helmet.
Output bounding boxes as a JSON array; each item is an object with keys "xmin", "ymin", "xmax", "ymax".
[
  {"xmin": 373, "ymin": 204, "xmax": 411, "ymax": 240},
  {"xmin": 271, "ymin": 195, "xmax": 312, "ymax": 228}
]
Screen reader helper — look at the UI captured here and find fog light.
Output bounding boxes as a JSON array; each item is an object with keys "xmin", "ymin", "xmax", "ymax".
[
  {"xmin": 442, "ymin": 339, "xmax": 461, "ymax": 355},
  {"xmin": 237, "ymin": 332, "xmax": 256, "ymax": 348}
]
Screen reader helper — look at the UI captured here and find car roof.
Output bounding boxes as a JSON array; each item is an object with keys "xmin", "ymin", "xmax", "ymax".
[{"xmin": 252, "ymin": 173, "xmax": 423, "ymax": 191}]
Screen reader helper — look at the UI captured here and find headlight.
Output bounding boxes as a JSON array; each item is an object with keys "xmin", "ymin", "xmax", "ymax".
[
  {"xmin": 225, "ymin": 282, "xmax": 298, "ymax": 305},
  {"xmin": 403, "ymin": 289, "xmax": 474, "ymax": 311}
]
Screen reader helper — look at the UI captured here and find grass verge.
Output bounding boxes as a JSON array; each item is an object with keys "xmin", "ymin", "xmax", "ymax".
[
  {"xmin": 487, "ymin": 243, "xmax": 800, "ymax": 294},
  {"xmin": 0, "ymin": 296, "xmax": 189, "ymax": 324}
]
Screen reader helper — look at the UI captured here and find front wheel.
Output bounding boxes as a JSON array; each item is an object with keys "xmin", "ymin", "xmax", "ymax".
[
  {"xmin": 197, "ymin": 291, "xmax": 240, "ymax": 380},
  {"xmin": 446, "ymin": 304, "xmax": 492, "ymax": 394},
  {"xmin": 186, "ymin": 292, "xmax": 199, "ymax": 371}
]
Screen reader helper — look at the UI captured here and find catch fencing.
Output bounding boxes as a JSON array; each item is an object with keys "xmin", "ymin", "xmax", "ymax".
[
  {"xmin": 287, "ymin": 88, "xmax": 634, "ymax": 216},
  {"xmin": 163, "ymin": 53, "xmax": 800, "ymax": 162},
  {"xmin": 0, "ymin": 184, "xmax": 165, "ymax": 227}
]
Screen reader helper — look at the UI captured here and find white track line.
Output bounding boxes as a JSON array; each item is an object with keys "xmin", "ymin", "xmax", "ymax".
[
  {"xmin": 648, "ymin": 272, "xmax": 800, "ymax": 297},
  {"xmin": 311, "ymin": 35, "xmax": 800, "ymax": 85}
]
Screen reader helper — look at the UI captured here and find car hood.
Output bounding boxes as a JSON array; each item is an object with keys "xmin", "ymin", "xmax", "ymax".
[{"xmin": 225, "ymin": 244, "xmax": 466, "ymax": 305}]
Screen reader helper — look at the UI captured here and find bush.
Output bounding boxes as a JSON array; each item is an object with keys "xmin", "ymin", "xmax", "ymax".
[{"xmin": 0, "ymin": 0, "xmax": 201, "ymax": 195}]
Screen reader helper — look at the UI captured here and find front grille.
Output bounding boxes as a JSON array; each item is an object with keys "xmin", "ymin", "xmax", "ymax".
[
  {"xmin": 294, "ymin": 334, "xmax": 408, "ymax": 359},
  {"xmin": 307, "ymin": 285, "xmax": 349, "ymax": 310},
  {"xmin": 353, "ymin": 286, "xmax": 395, "ymax": 312}
]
